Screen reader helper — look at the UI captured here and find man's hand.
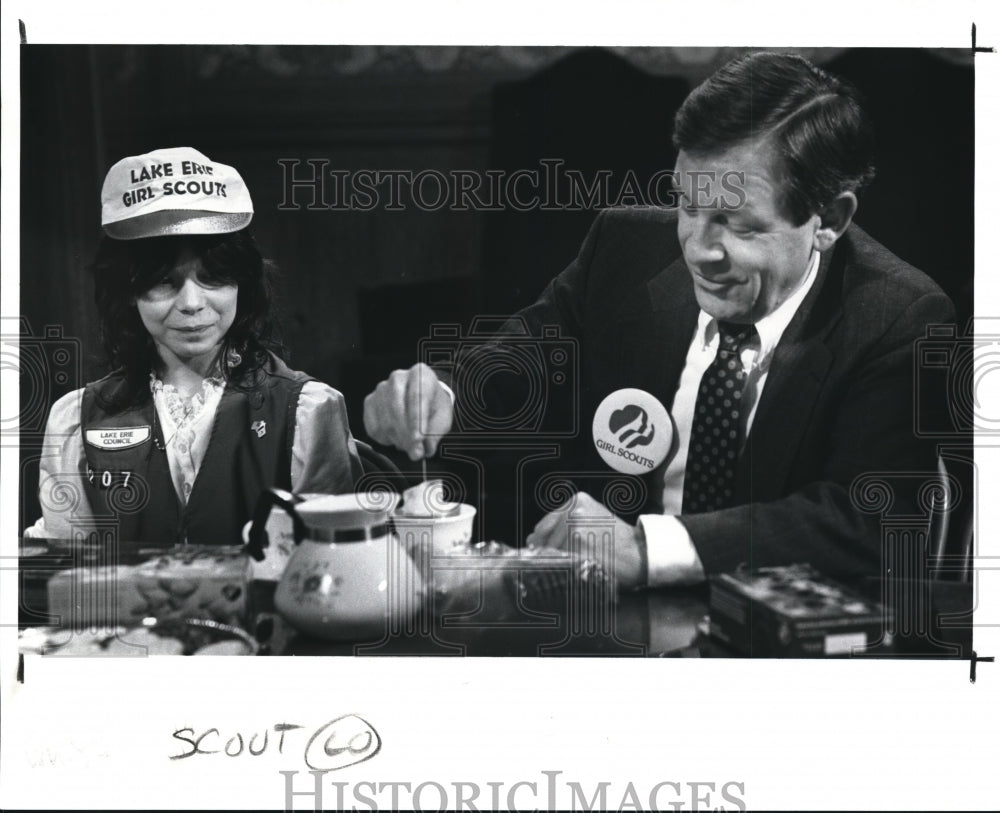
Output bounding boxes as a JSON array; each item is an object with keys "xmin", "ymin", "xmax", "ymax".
[
  {"xmin": 526, "ymin": 491, "xmax": 645, "ymax": 590},
  {"xmin": 363, "ymin": 363, "xmax": 454, "ymax": 460}
]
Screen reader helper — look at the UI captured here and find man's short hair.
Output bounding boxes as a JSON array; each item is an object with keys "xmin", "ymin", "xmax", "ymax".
[{"xmin": 672, "ymin": 51, "xmax": 876, "ymax": 225}]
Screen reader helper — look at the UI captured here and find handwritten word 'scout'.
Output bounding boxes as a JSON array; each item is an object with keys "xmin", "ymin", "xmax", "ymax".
[{"xmin": 170, "ymin": 714, "xmax": 380, "ymax": 771}]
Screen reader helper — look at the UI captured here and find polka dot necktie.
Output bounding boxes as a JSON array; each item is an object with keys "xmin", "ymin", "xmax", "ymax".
[{"xmin": 682, "ymin": 321, "xmax": 757, "ymax": 514}]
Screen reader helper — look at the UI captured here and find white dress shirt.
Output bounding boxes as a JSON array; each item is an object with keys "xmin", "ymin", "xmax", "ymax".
[{"xmin": 641, "ymin": 249, "xmax": 822, "ymax": 585}]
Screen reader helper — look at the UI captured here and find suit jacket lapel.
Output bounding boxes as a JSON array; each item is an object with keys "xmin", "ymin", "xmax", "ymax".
[
  {"xmin": 601, "ymin": 239, "xmax": 847, "ymax": 510},
  {"xmin": 599, "ymin": 256, "xmax": 697, "ymax": 515},
  {"xmin": 594, "ymin": 255, "xmax": 698, "ymax": 409},
  {"xmin": 736, "ymin": 248, "xmax": 842, "ymax": 500},
  {"xmin": 648, "ymin": 256, "xmax": 702, "ymax": 406}
]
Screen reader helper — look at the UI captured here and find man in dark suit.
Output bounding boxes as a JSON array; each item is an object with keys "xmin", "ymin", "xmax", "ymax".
[{"xmin": 364, "ymin": 52, "xmax": 954, "ymax": 588}]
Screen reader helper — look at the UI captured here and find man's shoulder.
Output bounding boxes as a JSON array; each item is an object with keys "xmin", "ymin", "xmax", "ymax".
[
  {"xmin": 583, "ymin": 206, "xmax": 683, "ymax": 278},
  {"xmin": 596, "ymin": 205, "xmax": 680, "ymax": 231},
  {"xmin": 837, "ymin": 223, "xmax": 952, "ymax": 314},
  {"xmin": 825, "ymin": 224, "xmax": 955, "ymax": 345}
]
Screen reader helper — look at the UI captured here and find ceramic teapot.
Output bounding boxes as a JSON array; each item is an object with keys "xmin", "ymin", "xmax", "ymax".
[{"xmin": 246, "ymin": 489, "xmax": 424, "ymax": 641}]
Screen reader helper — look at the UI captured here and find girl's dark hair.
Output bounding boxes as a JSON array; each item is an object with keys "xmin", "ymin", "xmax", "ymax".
[
  {"xmin": 90, "ymin": 227, "xmax": 283, "ymax": 405},
  {"xmin": 673, "ymin": 51, "xmax": 876, "ymax": 226}
]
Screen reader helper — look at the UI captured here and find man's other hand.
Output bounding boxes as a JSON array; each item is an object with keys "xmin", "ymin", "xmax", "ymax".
[{"xmin": 526, "ymin": 491, "xmax": 645, "ymax": 590}]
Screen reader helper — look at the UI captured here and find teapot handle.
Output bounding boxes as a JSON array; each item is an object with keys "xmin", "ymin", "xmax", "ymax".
[{"xmin": 246, "ymin": 488, "xmax": 307, "ymax": 561}]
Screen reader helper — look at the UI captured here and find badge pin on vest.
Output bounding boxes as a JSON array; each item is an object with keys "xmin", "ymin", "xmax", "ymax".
[{"xmin": 84, "ymin": 426, "xmax": 152, "ymax": 450}]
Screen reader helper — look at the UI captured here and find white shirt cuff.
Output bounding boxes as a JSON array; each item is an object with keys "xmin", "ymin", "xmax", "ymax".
[{"xmin": 637, "ymin": 514, "xmax": 706, "ymax": 586}]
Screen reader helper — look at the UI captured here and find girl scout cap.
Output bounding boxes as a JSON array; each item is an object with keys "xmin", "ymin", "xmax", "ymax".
[{"xmin": 101, "ymin": 147, "xmax": 253, "ymax": 240}]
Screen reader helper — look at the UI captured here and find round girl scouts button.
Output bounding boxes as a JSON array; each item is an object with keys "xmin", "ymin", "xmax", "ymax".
[{"xmin": 592, "ymin": 388, "xmax": 673, "ymax": 475}]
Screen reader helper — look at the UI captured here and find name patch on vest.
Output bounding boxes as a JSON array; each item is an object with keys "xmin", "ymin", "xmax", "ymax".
[{"xmin": 85, "ymin": 426, "xmax": 151, "ymax": 449}]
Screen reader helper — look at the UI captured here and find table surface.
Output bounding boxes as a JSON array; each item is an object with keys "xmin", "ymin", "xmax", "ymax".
[
  {"xmin": 19, "ymin": 540, "xmax": 972, "ymax": 659},
  {"xmin": 18, "ymin": 538, "xmax": 711, "ymax": 657},
  {"xmin": 248, "ymin": 581, "xmax": 710, "ymax": 657}
]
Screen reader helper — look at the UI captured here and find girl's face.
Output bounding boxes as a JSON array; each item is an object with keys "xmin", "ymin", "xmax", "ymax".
[{"xmin": 135, "ymin": 247, "xmax": 238, "ymax": 372}]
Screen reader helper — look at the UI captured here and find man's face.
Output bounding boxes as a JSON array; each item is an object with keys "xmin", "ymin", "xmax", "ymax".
[{"xmin": 674, "ymin": 141, "xmax": 820, "ymax": 323}]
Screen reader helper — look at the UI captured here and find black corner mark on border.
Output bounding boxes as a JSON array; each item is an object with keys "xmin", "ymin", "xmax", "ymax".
[
  {"xmin": 17, "ymin": 652, "xmax": 24, "ymax": 683},
  {"xmin": 19, "ymin": 19, "xmax": 27, "ymax": 44},
  {"xmin": 969, "ymin": 651, "xmax": 994, "ymax": 683},
  {"xmin": 972, "ymin": 23, "xmax": 996, "ymax": 54}
]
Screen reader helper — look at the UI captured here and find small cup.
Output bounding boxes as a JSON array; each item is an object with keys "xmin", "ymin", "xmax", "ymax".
[{"xmin": 393, "ymin": 503, "xmax": 477, "ymax": 558}]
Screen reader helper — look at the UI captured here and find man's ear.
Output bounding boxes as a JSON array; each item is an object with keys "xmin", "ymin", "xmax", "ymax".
[{"xmin": 813, "ymin": 191, "xmax": 858, "ymax": 252}]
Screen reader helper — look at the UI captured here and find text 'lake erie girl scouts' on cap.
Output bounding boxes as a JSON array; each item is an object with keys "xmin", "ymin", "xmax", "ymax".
[{"xmin": 100, "ymin": 146, "xmax": 254, "ymax": 240}]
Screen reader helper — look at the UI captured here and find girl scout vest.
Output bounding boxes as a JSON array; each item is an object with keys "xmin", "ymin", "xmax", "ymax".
[{"xmin": 79, "ymin": 354, "xmax": 310, "ymax": 547}]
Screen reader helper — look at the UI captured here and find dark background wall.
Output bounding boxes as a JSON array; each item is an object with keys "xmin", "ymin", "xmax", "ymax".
[{"xmin": 18, "ymin": 45, "xmax": 974, "ymax": 532}]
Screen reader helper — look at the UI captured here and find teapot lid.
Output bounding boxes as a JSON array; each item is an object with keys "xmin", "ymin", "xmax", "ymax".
[{"xmin": 295, "ymin": 492, "xmax": 397, "ymax": 530}]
